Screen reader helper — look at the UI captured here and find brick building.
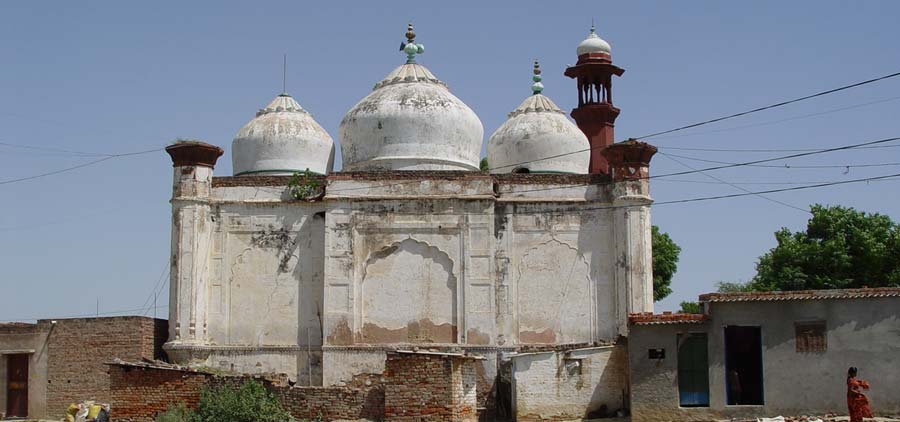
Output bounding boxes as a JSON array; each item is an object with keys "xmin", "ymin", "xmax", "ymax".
[{"xmin": 0, "ymin": 316, "xmax": 166, "ymax": 419}]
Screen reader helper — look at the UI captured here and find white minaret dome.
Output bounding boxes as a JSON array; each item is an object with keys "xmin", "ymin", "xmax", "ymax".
[
  {"xmin": 577, "ymin": 24, "xmax": 612, "ymax": 56},
  {"xmin": 487, "ymin": 61, "xmax": 590, "ymax": 174},
  {"xmin": 339, "ymin": 24, "xmax": 483, "ymax": 171},
  {"xmin": 232, "ymin": 93, "xmax": 335, "ymax": 176}
]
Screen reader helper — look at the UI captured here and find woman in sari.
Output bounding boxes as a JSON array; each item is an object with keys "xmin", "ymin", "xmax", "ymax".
[{"xmin": 847, "ymin": 366, "xmax": 872, "ymax": 422}]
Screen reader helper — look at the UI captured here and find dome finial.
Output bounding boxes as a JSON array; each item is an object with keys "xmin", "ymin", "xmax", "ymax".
[
  {"xmin": 401, "ymin": 22, "xmax": 425, "ymax": 64},
  {"xmin": 591, "ymin": 18, "xmax": 596, "ymax": 35},
  {"xmin": 531, "ymin": 60, "xmax": 544, "ymax": 95}
]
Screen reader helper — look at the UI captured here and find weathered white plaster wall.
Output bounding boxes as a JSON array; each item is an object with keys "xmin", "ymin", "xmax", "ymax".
[
  {"xmin": 166, "ymin": 171, "xmax": 655, "ymax": 394},
  {"xmin": 629, "ymin": 297, "xmax": 900, "ymax": 421},
  {"xmin": 510, "ymin": 345, "xmax": 629, "ymax": 420}
]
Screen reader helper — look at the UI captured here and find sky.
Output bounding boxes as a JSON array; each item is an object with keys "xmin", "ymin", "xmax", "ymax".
[{"xmin": 1, "ymin": 1, "xmax": 899, "ymax": 321}]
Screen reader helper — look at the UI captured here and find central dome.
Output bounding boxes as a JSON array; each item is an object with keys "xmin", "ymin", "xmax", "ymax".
[{"xmin": 339, "ymin": 25, "xmax": 483, "ymax": 171}]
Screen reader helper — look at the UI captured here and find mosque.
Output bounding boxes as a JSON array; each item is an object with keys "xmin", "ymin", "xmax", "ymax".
[{"xmin": 162, "ymin": 23, "xmax": 657, "ymax": 417}]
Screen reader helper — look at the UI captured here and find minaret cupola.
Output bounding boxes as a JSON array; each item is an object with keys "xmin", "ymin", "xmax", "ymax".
[{"xmin": 565, "ymin": 23, "xmax": 624, "ymax": 174}]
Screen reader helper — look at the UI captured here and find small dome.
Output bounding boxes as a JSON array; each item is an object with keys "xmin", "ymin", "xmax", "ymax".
[
  {"xmin": 577, "ymin": 24, "xmax": 611, "ymax": 56},
  {"xmin": 339, "ymin": 24, "xmax": 483, "ymax": 171},
  {"xmin": 232, "ymin": 94, "xmax": 335, "ymax": 176},
  {"xmin": 487, "ymin": 62, "xmax": 589, "ymax": 174}
]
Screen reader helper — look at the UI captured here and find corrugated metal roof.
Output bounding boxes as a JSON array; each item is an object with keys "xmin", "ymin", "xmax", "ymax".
[{"xmin": 699, "ymin": 287, "xmax": 900, "ymax": 303}]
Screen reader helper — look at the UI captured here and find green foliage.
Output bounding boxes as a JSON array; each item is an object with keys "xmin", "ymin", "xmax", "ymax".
[
  {"xmin": 287, "ymin": 169, "xmax": 321, "ymax": 200},
  {"xmin": 678, "ymin": 301, "xmax": 701, "ymax": 314},
  {"xmin": 156, "ymin": 380, "xmax": 294, "ymax": 422},
  {"xmin": 480, "ymin": 157, "xmax": 489, "ymax": 171},
  {"xmin": 156, "ymin": 403, "xmax": 192, "ymax": 422},
  {"xmin": 715, "ymin": 281, "xmax": 753, "ymax": 293},
  {"xmin": 191, "ymin": 380, "xmax": 294, "ymax": 422},
  {"xmin": 652, "ymin": 225, "xmax": 682, "ymax": 301},
  {"xmin": 750, "ymin": 204, "xmax": 900, "ymax": 291}
]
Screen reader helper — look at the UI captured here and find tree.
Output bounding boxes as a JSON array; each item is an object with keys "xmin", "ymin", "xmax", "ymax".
[
  {"xmin": 652, "ymin": 225, "xmax": 682, "ymax": 301},
  {"xmin": 715, "ymin": 281, "xmax": 753, "ymax": 293},
  {"xmin": 678, "ymin": 301, "xmax": 700, "ymax": 314},
  {"xmin": 480, "ymin": 157, "xmax": 489, "ymax": 171},
  {"xmin": 750, "ymin": 204, "xmax": 900, "ymax": 291}
]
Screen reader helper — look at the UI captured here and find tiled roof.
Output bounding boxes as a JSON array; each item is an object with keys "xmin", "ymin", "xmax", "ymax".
[
  {"xmin": 629, "ymin": 312, "xmax": 708, "ymax": 325},
  {"xmin": 699, "ymin": 287, "xmax": 900, "ymax": 303}
]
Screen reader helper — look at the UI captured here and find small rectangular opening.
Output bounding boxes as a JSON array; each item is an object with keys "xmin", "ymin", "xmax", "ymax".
[
  {"xmin": 725, "ymin": 326, "xmax": 764, "ymax": 405},
  {"xmin": 795, "ymin": 321, "xmax": 827, "ymax": 353},
  {"xmin": 677, "ymin": 333, "xmax": 709, "ymax": 407}
]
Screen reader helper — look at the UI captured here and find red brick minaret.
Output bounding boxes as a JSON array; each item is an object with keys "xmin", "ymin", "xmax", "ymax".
[{"xmin": 565, "ymin": 24, "xmax": 624, "ymax": 174}]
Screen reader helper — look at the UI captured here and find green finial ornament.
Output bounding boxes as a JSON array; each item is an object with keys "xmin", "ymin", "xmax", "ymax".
[
  {"xmin": 401, "ymin": 22, "xmax": 425, "ymax": 64},
  {"xmin": 531, "ymin": 60, "xmax": 544, "ymax": 95}
]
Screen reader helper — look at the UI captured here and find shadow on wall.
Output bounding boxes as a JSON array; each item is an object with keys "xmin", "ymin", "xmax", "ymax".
[{"xmin": 586, "ymin": 345, "xmax": 629, "ymax": 419}]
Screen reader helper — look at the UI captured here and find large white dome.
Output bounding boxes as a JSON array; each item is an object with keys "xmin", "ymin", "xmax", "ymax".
[
  {"xmin": 339, "ymin": 63, "xmax": 483, "ymax": 171},
  {"xmin": 232, "ymin": 94, "xmax": 335, "ymax": 176},
  {"xmin": 487, "ymin": 62, "xmax": 589, "ymax": 174}
]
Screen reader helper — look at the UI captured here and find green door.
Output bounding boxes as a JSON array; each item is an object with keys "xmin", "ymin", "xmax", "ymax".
[{"xmin": 678, "ymin": 333, "xmax": 710, "ymax": 407}]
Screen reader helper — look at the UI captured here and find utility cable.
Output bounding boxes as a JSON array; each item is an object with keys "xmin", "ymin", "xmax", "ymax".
[
  {"xmin": 0, "ymin": 147, "xmax": 162, "ymax": 186},
  {"xmin": 637, "ymin": 71, "xmax": 900, "ymax": 140},
  {"xmin": 489, "ymin": 71, "xmax": 900, "ymax": 171},
  {"xmin": 658, "ymin": 152, "xmax": 810, "ymax": 213}
]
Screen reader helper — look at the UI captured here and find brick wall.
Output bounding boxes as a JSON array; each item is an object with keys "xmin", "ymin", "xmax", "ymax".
[
  {"xmin": 108, "ymin": 365, "xmax": 208, "ymax": 422},
  {"xmin": 41, "ymin": 317, "xmax": 167, "ymax": 418},
  {"xmin": 108, "ymin": 365, "xmax": 382, "ymax": 422},
  {"xmin": 384, "ymin": 352, "xmax": 479, "ymax": 422}
]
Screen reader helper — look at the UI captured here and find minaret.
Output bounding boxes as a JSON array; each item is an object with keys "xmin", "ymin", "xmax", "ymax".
[{"xmin": 565, "ymin": 23, "xmax": 624, "ymax": 174}]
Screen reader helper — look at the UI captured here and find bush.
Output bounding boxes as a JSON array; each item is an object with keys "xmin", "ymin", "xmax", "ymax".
[
  {"xmin": 155, "ymin": 380, "xmax": 294, "ymax": 422},
  {"xmin": 192, "ymin": 380, "xmax": 294, "ymax": 422},
  {"xmin": 155, "ymin": 403, "xmax": 192, "ymax": 422}
]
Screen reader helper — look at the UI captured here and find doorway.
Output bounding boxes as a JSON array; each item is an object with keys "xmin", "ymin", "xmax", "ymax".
[
  {"xmin": 6, "ymin": 354, "xmax": 29, "ymax": 418},
  {"xmin": 677, "ymin": 333, "xmax": 710, "ymax": 407},
  {"xmin": 724, "ymin": 326, "xmax": 763, "ymax": 405}
]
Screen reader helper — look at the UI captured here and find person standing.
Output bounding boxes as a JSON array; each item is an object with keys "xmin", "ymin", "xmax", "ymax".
[{"xmin": 847, "ymin": 367, "xmax": 873, "ymax": 422}]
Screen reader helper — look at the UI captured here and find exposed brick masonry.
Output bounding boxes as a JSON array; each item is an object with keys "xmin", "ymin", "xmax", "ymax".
[{"xmin": 41, "ymin": 317, "xmax": 167, "ymax": 419}]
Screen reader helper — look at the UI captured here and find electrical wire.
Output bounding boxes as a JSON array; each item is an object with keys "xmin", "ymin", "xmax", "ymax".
[
  {"xmin": 489, "ymin": 71, "xmax": 900, "ymax": 171},
  {"xmin": 658, "ymin": 152, "xmax": 810, "ymax": 213},
  {"xmin": 637, "ymin": 71, "xmax": 900, "ymax": 140},
  {"xmin": 661, "ymin": 152, "xmax": 900, "ymax": 169},
  {"xmin": 0, "ymin": 305, "xmax": 169, "ymax": 323},
  {"xmin": 648, "ymin": 95, "xmax": 900, "ymax": 141},
  {"xmin": 0, "ymin": 147, "xmax": 163, "ymax": 186}
]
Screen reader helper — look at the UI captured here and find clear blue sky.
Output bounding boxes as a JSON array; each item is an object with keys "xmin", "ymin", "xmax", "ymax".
[{"xmin": 2, "ymin": 1, "xmax": 899, "ymax": 321}]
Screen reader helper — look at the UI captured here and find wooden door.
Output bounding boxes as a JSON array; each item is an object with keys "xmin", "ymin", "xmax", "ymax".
[
  {"xmin": 6, "ymin": 354, "xmax": 29, "ymax": 418},
  {"xmin": 677, "ymin": 333, "xmax": 710, "ymax": 407}
]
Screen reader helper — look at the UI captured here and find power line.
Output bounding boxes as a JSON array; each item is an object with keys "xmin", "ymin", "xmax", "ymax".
[
  {"xmin": 490, "ymin": 70, "xmax": 900, "ymax": 171},
  {"xmin": 658, "ymin": 152, "xmax": 810, "ymax": 213},
  {"xmin": 637, "ymin": 70, "xmax": 900, "ymax": 139},
  {"xmin": 658, "ymin": 144, "xmax": 900, "ymax": 153},
  {"xmin": 661, "ymin": 152, "xmax": 900, "ymax": 169},
  {"xmin": 500, "ymin": 135, "xmax": 900, "ymax": 194},
  {"xmin": 0, "ymin": 141, "xmax": 111, "ymax": 157},
  {"xmin": 648, "ymin": 95, "xmax": 900, "ymax": 141},
  {"xmin": 0, "ymin": 147, "xmax": 162, "ymax": 186},
  {"xmin": 500, "ymin": 172, "xmax": 900, "ymax": 216},
  {"xmin": 0, "ymin": 305, "xmax": 168, "ymax": 323},
  {"xmin": 656, "ymin": 177, "xmax": 900, "ymax": 186}
]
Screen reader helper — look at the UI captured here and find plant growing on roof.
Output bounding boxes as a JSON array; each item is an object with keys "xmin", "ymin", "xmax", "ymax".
[{"xmin": 287, "ymin": 169, "xmax": 321, "ymax": 200}]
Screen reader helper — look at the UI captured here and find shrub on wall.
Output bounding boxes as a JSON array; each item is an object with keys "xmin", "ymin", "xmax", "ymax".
[{"xmin": 155, "ymin": 380, "xmax": 294, "ymax": 422}]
